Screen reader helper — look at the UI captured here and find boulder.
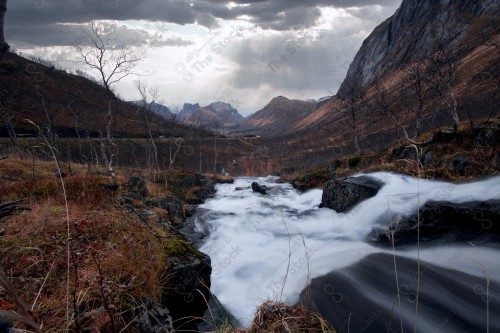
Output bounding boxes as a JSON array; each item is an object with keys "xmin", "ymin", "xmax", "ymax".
[
  {"xmin": 251, "ymin": 182, "xmax": 270, "ymax": 195},
  {"xmin": 368, "ymin": 199, "xmax": 500, "ymax": 246},
  {"xmin": 129, "ymin": 298, "xmax": 174, "ymax": 333},
  {"xmin": 453, "ymin": 153, "xmax": 469, "ymax": 176},
  {"xmin": 473, "ymin": 125, "xmax": 496, "ymax": 147},
  {"xmin": 163, "ymin": 233, "xmax": 212, "ymax": 331},
  {"xmin": 181, "ymin": 173, "xmax": 215, "ymax": 203},
  {"xmin": 320, "ymin": 176, "xmax": 384, "ymax": 212},
  {"xmin": 421, "ymin": 151, "xmax": 435, "ymax": 167},
  {"xmin": 126, "ymin": 176, "xmax": 148, "ymax": 198},
  {"xmin": 387, "ymin": 146, "xmax": 417, "ymax": 161},
  {"xmin": 144, "ymin": 196, "xmax": 185, "ymax": 224}
]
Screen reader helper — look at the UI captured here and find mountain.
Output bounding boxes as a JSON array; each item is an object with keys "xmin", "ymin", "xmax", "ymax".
[
  {"xmin": 180, "ymin": 103, "xmax": 201, "ymax": 114},
  {"xmin": 286, "ymin": 0, "xmax": 499, "ymax": 137},
  {"xmin": 178, "ymin": 101, "xmax": 244, "ymax": 130},
  {"xmin": 233, "ymin": 0, "xmax": 499, "ymax": 174},
  {"xmin": 149, "ymin": 101, "xmax": 174, "ymax": 120},
  {"xmin": 338, "ymin": 0, "xmax": 499, "ymax": 97},
  {"xmin": 231, "ymin": 96, "xmax": 318, "ymax": 137}
]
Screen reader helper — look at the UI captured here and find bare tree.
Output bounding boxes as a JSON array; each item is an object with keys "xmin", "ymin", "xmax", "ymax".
[
  {"xmin": 0, "ymin": 0, "xmax": 8, "ymax": 60},
  {"xmin": 135, "ymin": 79, "xmax": 160, "ymax": 171},
  {"xmin": 66, "ymin": 89, "xmax": 97, "ymax": 173},
  {"xmin": 483, "ymin": 34, "xmax": 500, "ymax": 123},
  {"xmin": 79, "ymin": 21, "xmax": 145, "ymax": 184},
  {"xmin": 365, "ymin": 73, "xmax": 431, "ymax": 146},
  {"xmin": 0, "ymin": 87, "xmax": 19, "ymax": 148},
  {"xmin": 338, "ymin": 76, "xmax": 364, "ymax": 154},
  {"xmin": 169, "ymin": 137, "xmax": 185, "ymax": 170},
  {"xmin": 406, "ymin": 63, "xmax": 431, "ymax": 137},
  {"xmin": 425, "ymin": 38, "xmax": 462, "ymax": 132}
]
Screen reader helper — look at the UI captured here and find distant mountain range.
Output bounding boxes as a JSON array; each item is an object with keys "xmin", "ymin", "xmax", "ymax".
[
  {"xmin": 176, "ymin": 101, "xmax": 244, "ymax": 130},
  {"xmin": 159, "ymin": 96, "xmax": 327, "ymax": 136}
]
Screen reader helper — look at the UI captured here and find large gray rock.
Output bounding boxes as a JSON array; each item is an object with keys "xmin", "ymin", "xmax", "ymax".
[
  {"xmin": 320, "ymin": 176, "xmax": 384, "ymax": 212},
  {"xmin": 368, "ymin": 199, "xmax": 500, "ymax": 246},
  {"xmin": 130, "ymin": 298, "xmax": 174, "ymax": 333},
  {"xmin": 144, "ymin": 196, "xmax": 185, "ymax": 223}
]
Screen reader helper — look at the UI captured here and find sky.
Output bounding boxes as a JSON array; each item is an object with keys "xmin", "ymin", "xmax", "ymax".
[{"xmin": 4, "ymin": 0, "xmax": 402, "ymax": 116}]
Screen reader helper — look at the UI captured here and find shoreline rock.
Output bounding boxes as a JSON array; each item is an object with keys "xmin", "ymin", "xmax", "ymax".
[
  {"xmin": 368, "ymin": 199, "xmax": 500, "ymax": 246},
  {"xmin": 320, "ymin": 176, "xmax": 384, "ymax": 212}
]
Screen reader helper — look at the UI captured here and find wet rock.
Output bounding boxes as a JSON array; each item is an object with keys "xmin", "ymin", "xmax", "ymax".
[
  {"xmin": 453, "ymin": 153, "xmax": 469, "ymax": 176},
  {"xmin": 235, "ymin": 186, "xmax": 250, "ymax": 191},
  {"xmin": 387, "ymin": 146, "xmax": 417, "ymax": 161},
  {"xmin": 163, "ymin": 232, "xmax": 212, "ymax": 331},
  {"xmin": 368, "ymin": 200, "xmax": 500, "ymax": 246},
  {"xmin": 473, "ymin": 125, "xmax": 496, "ymax": 147},
  {"xmin": 129, "ymin": 298, "xmax": 174, "ymax": 333},
  {"xmin": 320, "ymin": 176, "xmax": 384, "ymax": 213},
  {"xmin": 251, "ymin": 182, "xmax": 270, "ymax": 195},
  {"xmin": 182, "ymin": 173, "xmax": 215, "ymax": 203},
  {"xmin": 144, "ymin": 196, "xmax": 185, "ymax": 224},
  {"xmin": 422, "ymin": 151, "xmax": 435, "ymax": 167}
]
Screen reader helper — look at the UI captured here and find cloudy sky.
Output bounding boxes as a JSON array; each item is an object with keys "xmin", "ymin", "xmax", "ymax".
[{"xmin": 5, "ymin": 0, "xmax": 402, "ymax": 115}]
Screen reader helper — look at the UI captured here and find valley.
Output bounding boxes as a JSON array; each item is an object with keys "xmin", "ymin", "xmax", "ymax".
[{"xmin": 0, "ymin": 0, "xmax": 499, "ymax": 332}]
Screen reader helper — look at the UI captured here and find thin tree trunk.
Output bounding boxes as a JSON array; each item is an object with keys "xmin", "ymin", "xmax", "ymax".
[
  {"xmin": 213, "ymin": 137, "xmax": 218, "ymax": 173},
  {"xmin": 199, "ymin": 138, "xmax": 203, "ymax": 173},
  {"xmin": 449, "ymin": 90, "xmax": 459, "ymax": 132}
]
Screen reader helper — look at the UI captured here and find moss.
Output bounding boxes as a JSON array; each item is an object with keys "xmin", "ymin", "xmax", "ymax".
[{"xmin": 164, "ymin": 236, "xmax": 203, "ymax": 258}]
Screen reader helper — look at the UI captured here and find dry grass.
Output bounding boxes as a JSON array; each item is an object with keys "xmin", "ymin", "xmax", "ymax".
[
  {"xmin": 286, "ymin": 120, "xmax": 499, "ymax": 188},
  {"xmin": 0, "ymin": 157, "xmax": 170, "ymax": 332},
  {"xmin": 247, "ymin": 302, "xmax": 336, "ymax": 333}
]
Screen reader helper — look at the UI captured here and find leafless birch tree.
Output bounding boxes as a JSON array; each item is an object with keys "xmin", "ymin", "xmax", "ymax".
[{"xmin": 79, "ymin": 21, "xmax": 144, "ymax": 184}]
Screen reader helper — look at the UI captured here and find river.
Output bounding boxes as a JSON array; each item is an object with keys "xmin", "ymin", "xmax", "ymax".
[{"xmin": 191, "ymin": 172, "xmax": 500, "ymax": 332}]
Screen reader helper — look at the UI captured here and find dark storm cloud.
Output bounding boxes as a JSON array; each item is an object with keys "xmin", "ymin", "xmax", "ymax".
[{"xmin": 5, "ymin": 0, "xmax": 401, "ymax": 47}]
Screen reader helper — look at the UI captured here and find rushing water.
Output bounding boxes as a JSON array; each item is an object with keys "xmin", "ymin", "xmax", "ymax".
[{"xmin": 193, "ymin": 172, "xmax": 500, "ymax": 331}]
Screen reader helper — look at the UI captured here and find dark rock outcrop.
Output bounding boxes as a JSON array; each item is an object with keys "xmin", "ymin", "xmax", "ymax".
[
  {"xmin": 251, "ymin": 182, "xmax": 270, "ymax": 195},
  {"xmin": 129, "ymin": 298, "xmax": 174, "ymax": 333},
  {"xmin": 320, "ymin": 176, "xmax": 384, "ymax": 212},
  {"xmin": 125, "ymin": 176, "xmax": 148, "ymax": 199},
  {"xmin": 163, "ymin": 232, "xmax": 212, "ymax": 331},
  {"xmin": 453, "ymin": 153, "xmax": 469, "ymax": 176},
  {"xmin": 387, "ymin": 146, "xmax": 417, "ymax": 161},
  {"xmin": 369, "ymin": 199, "xmax": 500, "ymax": 246},
  {"xmin": 422, "ymin": 151, "xmax": 435, "ymax": 167},
  {"xmin": 181, "ymin": 173, "xmax": 215, "ymax": 204},
  {"xmin": 144, "ymin": 196, "xmax": 185, "ymax": 224}
]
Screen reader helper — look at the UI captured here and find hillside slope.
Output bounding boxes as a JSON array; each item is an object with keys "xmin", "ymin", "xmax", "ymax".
[{"xmin": 0, "ymin": 53, "xmax": 207, "ymax": 138}]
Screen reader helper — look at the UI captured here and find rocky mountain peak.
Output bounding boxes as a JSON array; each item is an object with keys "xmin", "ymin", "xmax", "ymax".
[{"xmin": 338, "ymin": 0, "xmax": 498, "ymax": 97}]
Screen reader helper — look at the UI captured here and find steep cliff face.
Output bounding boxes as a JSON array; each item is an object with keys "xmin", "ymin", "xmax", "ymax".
[{"xmin": 338, "ymin": 0, "xmax": 499, "ymax": 97}]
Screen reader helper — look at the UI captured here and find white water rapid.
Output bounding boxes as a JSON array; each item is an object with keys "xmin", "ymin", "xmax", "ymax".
[{"xmin": 193, "ymin": 172, "xmax": 500, "ymax": 329}]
